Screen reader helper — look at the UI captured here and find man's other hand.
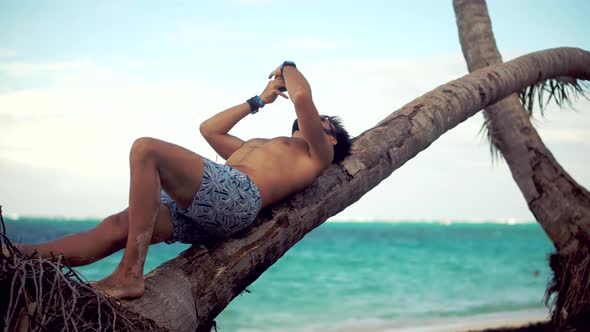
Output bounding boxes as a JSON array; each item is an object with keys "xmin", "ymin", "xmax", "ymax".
[
  {"xmin": 268, "ymin": 65, "xmax": 283, "ymax": 80},
  {"xmin": 260, "ymin": 77, "xmax": 289, "ymax": 104}
]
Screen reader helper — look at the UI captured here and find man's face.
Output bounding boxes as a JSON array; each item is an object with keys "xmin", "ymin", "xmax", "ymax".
[{"xmin": 291, "ymin": 116, "xmax": 336, "ymax": 139}]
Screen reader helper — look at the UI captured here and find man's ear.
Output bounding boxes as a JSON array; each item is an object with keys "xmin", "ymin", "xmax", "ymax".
[{"xmin": 330, "ymin": 136, "xmax": 337, "ymax": 145}]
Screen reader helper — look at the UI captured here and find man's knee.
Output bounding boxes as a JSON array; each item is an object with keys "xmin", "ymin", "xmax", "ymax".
[
  {"xmin": 99, "ymin": 212, "xmax": 129, "ymax": 244},
  {"xmin": 130, "ymin": 137, "xmax": 159, "ymax": 163}
]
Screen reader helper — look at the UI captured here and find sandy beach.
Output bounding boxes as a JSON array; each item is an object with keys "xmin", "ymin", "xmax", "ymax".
[{"xmin": 313, "ymin": 309, "xmax": 549, "ymax": 332}]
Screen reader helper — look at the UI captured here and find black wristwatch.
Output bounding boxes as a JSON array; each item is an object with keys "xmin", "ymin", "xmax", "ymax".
[{"xmin": 280, "ymin": 61, "xmax": 296, "ymax": 75}]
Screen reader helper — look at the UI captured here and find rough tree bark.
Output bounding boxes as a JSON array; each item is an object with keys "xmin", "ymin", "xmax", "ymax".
[
  {"xmin": 454, "ymin": 0, "xmax": 590, "ymax": 256},
  {"xmin": 120, "ymin": 48, "xmax": 590, "ymax": 331},
  {"xmin": 454, "ymin": 1, "xmax": 590, "ymax": 327}
]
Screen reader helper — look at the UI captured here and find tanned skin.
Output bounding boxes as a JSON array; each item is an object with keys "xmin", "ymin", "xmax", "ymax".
[{"xmin": 1, "ymin": 64, "xmax": 337, "ymax": 299}]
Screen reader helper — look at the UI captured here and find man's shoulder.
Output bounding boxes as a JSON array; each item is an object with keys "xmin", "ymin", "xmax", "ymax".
[{"xmin": 272, "ymin": 137, "xmax": 330, "ymax": 170}]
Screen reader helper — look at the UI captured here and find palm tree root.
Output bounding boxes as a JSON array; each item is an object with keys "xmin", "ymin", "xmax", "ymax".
[
  {"xmin": 545, "ymin": 245, "xmax": 590, "ymax": 331},
  {"xmin": 0, "ymin": 207, "xmax": 167, "ymax": 332}
]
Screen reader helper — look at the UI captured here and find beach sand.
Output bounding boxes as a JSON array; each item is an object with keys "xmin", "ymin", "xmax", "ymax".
[
  {"xmin": 456, "ymin": 309, "xmax": 551, "ymax": 332},
  {"xmin": 314, "ymin": 309, "xmax": 549, "ymax": 332}
]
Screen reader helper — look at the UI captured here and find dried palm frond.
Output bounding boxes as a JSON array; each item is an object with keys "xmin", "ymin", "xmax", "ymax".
[
  {"xmin": 478, "ymin": 114, "xmax": 504, "ymax": 164},
  {"xmin": 479, "ymin": 78, "xmax": 589, "ymax": 162},
  {"xmin": 519, "ymin": 77, "xmax": 590, "ymax": 116},
  {"xmin": 545, "ymin": 248, "xmax": 590, "ymax": 330},
  {"xmin": 0, "ymin": 206, "xmax": 167, "ymax": 332}
]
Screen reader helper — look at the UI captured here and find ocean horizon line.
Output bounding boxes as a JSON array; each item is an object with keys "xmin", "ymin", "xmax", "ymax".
[
  {"xmin": 2, "ymin": 213, "xmax": 536, "ymax": 225},
  {"xmin": 327, "ymin": 217, "xmax": 536, "ymax": 224}
]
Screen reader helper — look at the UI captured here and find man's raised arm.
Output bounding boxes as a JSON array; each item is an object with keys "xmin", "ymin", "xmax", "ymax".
[
  {"xmin": 200, "ymin": 79, "xmax": 287, "ymax": 160},
  {"xmin": 269, "ymin": 62, "xmax": 334, "ymax": 165}
]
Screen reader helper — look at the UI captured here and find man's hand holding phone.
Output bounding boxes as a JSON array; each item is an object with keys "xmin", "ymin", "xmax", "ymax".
[{"xmin": 260, "ymin": 77, "xmax": 288, "ymax": 104}]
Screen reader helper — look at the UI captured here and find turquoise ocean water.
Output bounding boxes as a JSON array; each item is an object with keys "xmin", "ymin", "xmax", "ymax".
[{"xmin": 4, "ymin": 218, "xmax": 554, "ymax": 331}]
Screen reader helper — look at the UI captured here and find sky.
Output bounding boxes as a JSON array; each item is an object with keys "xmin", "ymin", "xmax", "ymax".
[{"xmin": 1, "ymin": 0, "xmax": 589, "ymax": 221}]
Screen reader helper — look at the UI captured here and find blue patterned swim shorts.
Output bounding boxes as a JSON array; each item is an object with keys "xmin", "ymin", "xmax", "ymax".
[{"xmin": 160, "ymin": 159, "xmax": 262, "ymax": 244}]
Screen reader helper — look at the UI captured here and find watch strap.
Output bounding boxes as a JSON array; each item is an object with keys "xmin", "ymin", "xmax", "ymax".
[{"xmin": 280, "ymin": 61, "xmax": 296, "ymax": 75}]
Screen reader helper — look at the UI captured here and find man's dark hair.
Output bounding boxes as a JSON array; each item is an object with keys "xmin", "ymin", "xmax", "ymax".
[
  {"xmin": 325, "ymin": 115, "xmax": 351, "ymax": 163},
  {"xmin": 291, "ymin": 116, "xmax": 352, "ymax": 163}
]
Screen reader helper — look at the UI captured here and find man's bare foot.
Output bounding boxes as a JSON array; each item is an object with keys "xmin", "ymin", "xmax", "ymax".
[{"xmin": 92, "ymin": 270, "xmax": 145, "ymax": 299}]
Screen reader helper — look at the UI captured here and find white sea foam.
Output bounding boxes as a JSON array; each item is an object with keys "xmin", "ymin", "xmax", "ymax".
[{"xmin": 326, "ymin": 217, "xmax": 536, "ymax": 224}]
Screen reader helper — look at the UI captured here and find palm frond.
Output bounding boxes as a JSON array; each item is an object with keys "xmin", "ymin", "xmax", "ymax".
[
  {"xmin": 519, "ymin": 77, "xmax": 590, "ymax": 116},
  {"xmin": 478, "ymin": 114, "xmax": 504, "ymax": 164},
  {"xmin": 481, "ymin": 78, "xmax": 588, "ymax": 162}
]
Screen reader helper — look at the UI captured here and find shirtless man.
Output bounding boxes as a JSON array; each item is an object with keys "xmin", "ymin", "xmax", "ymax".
[{"xmin": 2, "ymin": 62, "xmax": 351, "ymax": 299}]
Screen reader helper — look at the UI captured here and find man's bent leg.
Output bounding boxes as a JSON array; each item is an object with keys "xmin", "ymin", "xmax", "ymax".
[{"xmin": 94, "ymin": 137, "xmax": 205, "ymax": 299}]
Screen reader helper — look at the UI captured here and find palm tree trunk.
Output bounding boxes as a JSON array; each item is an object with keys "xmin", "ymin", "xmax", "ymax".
[
  {"xmin": 453, "ymin": 0, "xmax": 590, "ymax": 327},
  {"xmin": 118, "ymin": 48, "xmax": 590, "ymax": 331}
]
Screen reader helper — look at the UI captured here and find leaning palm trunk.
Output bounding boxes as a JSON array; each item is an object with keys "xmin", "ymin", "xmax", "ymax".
[
  {"xmin": 453, "ymin": 0, "xmax": 590, "ymax": 328},
  {"xmin": 113, "ymin": 48, "xmax": 589, "ymax": 331}
]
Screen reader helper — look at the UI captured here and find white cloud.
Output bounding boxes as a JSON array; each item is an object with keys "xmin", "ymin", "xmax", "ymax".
[
  {"xmin": 283, "ymin": 38, "xmax": 353, "ymax": 50},
  {"xmin": 163, "ymin": 23, "xmax": 258, "ymax": 43},
  {"xmin": 304, "ymin": 55, "xmax": 470, "ymax": 139},
  {"xmin": 0, "ymin": 48, "xmax": 17, "ymax": 58},
  {"xmin": 239, "ymin": 0, "xmax": 272, "ymax": 5},
  {"xmin": 0, "ymin": 158, "xmax": 129, "ymax": 218},
  {"xmin": 0, "ymin": 60, "xmax": 223, "ymax": 179},
  {"xmin": 0, "ymin": 60, "xmax": 90, "ymax": 77},
  {"xmin": 538, "ymin": 127, "xmax": 589, "ymax": 143},
  {"xmin": 522, "ymin": 97, "xmax": 590, "ymax": 144}
]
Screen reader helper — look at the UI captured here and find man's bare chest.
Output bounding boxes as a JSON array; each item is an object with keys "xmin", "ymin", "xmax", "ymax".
[
  {"xmin": 245, "ymin": 137, "xmax": 308, "ymax": 154},
  {"xmin": 226, "ymin": 137, "xmax": 309, "ymax": 166}
]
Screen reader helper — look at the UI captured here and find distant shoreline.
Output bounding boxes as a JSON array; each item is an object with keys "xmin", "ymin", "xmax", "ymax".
[
  {"xmin": 327, "ymin": 218, "xmax": 537, "ymax": 224},
  {"xmin": 312, "ymin": 309, "xmax": 549, "ymax": 332},
  {"xmin": 4, "ymin": 215, "xmax": 538, "ymax": 225}
]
